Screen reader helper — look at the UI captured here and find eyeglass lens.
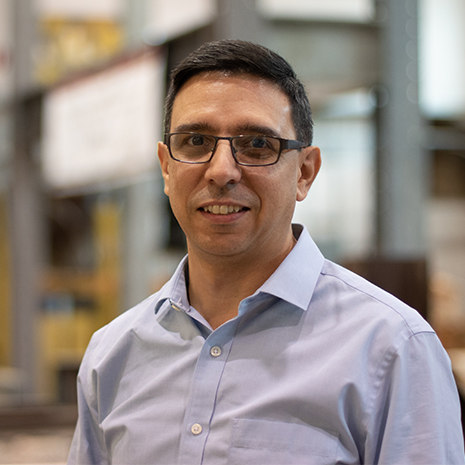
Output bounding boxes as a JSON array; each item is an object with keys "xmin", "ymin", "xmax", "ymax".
[{"xmin": 169, "ymin": 133, "xmax": 281, "ymax": 165}]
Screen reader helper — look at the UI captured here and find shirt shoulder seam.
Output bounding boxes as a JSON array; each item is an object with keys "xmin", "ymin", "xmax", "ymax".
[{"xmin": 320, "ymin": 267, "xmax": 433, "ymax": 338}]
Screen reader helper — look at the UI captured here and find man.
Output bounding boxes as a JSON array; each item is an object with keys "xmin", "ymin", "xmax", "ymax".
[{"xmin": 68, "ymin": 40, "xmax": 464, "ymax": 464}]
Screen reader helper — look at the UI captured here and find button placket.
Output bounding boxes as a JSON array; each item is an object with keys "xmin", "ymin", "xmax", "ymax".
[{"xmin": 178, "ymin": 323, "xmax": 238, "ymax": 465}]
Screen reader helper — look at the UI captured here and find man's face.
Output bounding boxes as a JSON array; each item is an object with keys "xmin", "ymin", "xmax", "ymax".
[{"xmin": 158, "ymin": 72, "xmax": 320, "ymax": 263}]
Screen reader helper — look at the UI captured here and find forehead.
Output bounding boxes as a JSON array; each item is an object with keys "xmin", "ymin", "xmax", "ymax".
[{"xmin": 170, "ymin": 72, "xmax": 294, "ymax": 136}]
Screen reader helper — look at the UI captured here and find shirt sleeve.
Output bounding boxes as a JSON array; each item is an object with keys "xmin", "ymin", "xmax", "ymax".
[
  {"xmin": 365, "ymin": 331, "xmax": 465, "ymax": 464},
  {"xmin": 67, "ymin": 342, "xmax": 110, "ymax": 465}
]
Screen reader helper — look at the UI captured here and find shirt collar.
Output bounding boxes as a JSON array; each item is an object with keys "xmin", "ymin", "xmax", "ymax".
[
  {"xmin": 154, "ymin": 224, "xmax": 324, "ymax": 315},
  {"xmin": 257, "ymin": 224, "xmax": 324, "ymax": 311},
  {"xmin": 153, "ymin": 255, "xmax": 190, "ymax": 315}
]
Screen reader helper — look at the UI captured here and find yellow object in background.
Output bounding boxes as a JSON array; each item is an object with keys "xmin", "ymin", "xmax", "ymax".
[
  {"xmin": 38, "ymin": 198, "xmax": 122, "ymax": 401},
  {"xmin": 35, "ymin": 18, "xmax": 125, "ymax": 85}
]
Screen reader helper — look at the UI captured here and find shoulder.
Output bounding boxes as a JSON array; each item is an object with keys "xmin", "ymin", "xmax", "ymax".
[
  {"xmin": 81, "ymin": 291, "xmax": 164, "ymax": 368},
  {"xmin": 316, "ymin": 260, "xmax": 433, "ymax": 337},
  {"xmin": 314, "ymin": 261, "xmax": 455, "ymax": 403},
  {"xmin": 99, "ymin": 292, "xmax": 161, "ymax": 334}
]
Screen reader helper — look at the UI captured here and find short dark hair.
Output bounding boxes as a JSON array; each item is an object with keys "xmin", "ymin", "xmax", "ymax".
[{"xmin": 164, "ymin": 39, "xmax": 314, "ymax": 145}]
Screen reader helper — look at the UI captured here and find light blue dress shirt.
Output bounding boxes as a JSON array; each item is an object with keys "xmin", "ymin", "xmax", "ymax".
[{"xmin": 68, "ymin": 225, "xmax": 464, "ymax": 465}]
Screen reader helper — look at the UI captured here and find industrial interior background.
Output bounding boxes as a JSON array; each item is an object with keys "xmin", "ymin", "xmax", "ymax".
[{"xmin": 0, "ymin": 0, "xmax": 465, "ymax": 463}]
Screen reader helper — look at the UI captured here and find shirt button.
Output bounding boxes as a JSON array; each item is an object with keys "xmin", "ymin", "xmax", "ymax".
[
  {"xmin": 210, "ymin": 346, "xmax": 222, "ymax": 357},
  {"xmin": 191, "ymin": 423, "xmax": 203, "ymax": 435}
]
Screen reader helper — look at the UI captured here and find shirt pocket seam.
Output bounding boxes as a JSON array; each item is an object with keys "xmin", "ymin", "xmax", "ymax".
[{"xmin": 230, "ymin": 418, "xmax": 340, "ymax": 458}]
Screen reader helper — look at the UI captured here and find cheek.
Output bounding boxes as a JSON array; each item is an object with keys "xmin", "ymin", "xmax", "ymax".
[
  {"xmin": 258, "ymin": 178, "xmax": 296, "ymax": 216},
  {"xmin": 165, "ymin": 173, "xmax": 194, "ymax": 217},
  {"xmin": 262, "ymin": 165, "xmax": 299, "ymax": 202},
  {"xmin": 163, "ymin": 164, "xmax": 186, "ymax": 199}
]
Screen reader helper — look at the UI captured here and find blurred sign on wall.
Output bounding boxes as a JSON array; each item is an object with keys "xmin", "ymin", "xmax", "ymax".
[
  {"xmin": 42, "ymin": 50, "xmax": 165, "ymax": 191},
  {"xmin": 257, "ymin": 0, "xmax": 374, "ymax": 22}
]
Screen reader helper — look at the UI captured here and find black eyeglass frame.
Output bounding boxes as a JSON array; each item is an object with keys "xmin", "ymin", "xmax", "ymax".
[{"xmin": 164, "ymin": 132, "xmax": 309, "ymax": 167}]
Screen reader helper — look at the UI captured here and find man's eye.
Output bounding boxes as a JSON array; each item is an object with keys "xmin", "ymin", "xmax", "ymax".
[
  {"xmin": 189, "ymin": 135, "xmax": 205, "ymax": 146},
  {"xmin": 250, "ymin": 137, "xmax": 268, "ymax": 149},
  {"xmin": 238, "ymin": 136, "xmax": 271, "ymax": 150}
]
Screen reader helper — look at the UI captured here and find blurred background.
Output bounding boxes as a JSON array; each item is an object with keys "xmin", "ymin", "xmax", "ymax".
[{"xmin": 0, "ymin": 0, "xmax": 464, "ymax": 462}]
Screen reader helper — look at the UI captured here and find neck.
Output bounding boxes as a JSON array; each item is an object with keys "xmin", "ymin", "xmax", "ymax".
[{"xmin": 186, "ymin": 235, "xmax": 296, "ymax": 329}]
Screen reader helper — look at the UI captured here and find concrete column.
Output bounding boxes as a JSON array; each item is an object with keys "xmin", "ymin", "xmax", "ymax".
[
  {"xmin": 9, "ymin": 0, "xmax": 42, "ymax": 401},
  {"xmin": 376, "ymin": 0, "xmax": 428, "ymax": 258},
  {"xmin": 214, "ymin": 0, "xmax": 264, "ymax": 42}
]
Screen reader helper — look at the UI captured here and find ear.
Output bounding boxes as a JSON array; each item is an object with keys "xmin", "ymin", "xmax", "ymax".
[
  {"xmin": 157, "ymin": 141, "xmax": 171, "ymax": 196},
  {"xmin": 296, "ymin": 146, "xmax": 321, "ymax": 201}
]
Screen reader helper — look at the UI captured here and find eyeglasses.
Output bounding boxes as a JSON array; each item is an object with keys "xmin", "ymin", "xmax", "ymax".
[{"xmin": 164, "ymin": 132, "xmax": 308, "ymax": 167}]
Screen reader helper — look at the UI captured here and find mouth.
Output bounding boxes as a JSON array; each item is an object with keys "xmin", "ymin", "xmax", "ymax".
[{"xmin": 200, "ymin": 205, "xmax": 249, "ymax": 215}]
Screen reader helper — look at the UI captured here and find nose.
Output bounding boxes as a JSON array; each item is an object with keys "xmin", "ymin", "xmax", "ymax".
[{"xmin": 204, "ymin": 139, "xmax": 242, "ymax": 187}]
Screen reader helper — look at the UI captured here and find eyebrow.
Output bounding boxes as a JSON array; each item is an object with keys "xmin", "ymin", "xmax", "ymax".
[
  {"xmin": 172, "ymin": 122, "xmax": 213, "ymax": 133},
  {"xmin": 234, "ymin": 124, "xmax": 281, "ymax": 138},
  {"xmin": 171, "ymin": 122, "xmax": 281, "ymax": 138}
]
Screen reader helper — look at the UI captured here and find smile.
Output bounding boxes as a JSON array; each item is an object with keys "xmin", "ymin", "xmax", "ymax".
[{"xmin": 201, "ymin": 205, "xmax": 246, "ymax": 215}]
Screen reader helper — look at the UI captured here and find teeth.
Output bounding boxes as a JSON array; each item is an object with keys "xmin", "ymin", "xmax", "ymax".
[{"xmin": 204, "ymin": 205, "xmax": 242, "ymax": 215}]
